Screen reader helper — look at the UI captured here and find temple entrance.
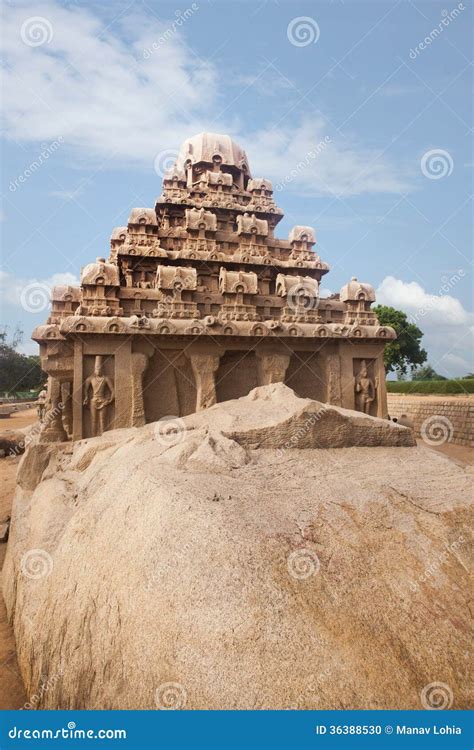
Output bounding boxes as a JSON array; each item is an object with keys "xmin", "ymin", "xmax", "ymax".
[
  {"xmin": 144, "ymin": 348, "xmax": 196, "ymax": 421},
  {"xmin": 216, "ymin": 351, "xmax": 259, "ymax": 403},
  {"xmin": 285, "ymin": 351, "xmax": 325, "ymax": 402}
]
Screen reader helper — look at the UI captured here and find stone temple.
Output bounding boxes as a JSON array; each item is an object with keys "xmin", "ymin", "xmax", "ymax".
[{"xmin": 33, "ymin": 132, "xmax": 395, "ymax": 442}]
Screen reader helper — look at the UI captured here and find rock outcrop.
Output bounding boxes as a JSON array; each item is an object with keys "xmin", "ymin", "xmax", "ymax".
[{"xmin": 3, "ymin": 385, "xmax": 472, "ymax": 709}]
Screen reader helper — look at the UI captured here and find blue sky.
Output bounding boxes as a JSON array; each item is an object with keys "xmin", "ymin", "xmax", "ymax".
[{"xmin": 1, "ymin": 0, "xmax": 472, "ymax": 375}]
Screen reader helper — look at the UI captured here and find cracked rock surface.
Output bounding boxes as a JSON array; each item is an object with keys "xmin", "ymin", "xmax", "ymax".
[{"xmin": 2, "ymin": 385, "xmax": 472, "ymax": 709}]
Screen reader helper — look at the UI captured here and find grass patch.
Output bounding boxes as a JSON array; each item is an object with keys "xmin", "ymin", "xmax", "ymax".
[{"xmin": 386, "ymin": 379, "xmax": 474, "ymax": 395}]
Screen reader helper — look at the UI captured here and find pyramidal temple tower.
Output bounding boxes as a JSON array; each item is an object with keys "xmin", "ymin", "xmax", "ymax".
[{"xmin": 33, "ymin": 132, "xmax": 395, "ymax": 442}]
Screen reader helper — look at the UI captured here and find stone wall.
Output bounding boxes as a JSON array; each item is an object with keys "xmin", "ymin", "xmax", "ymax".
[{"xmin": 387, "ymin": 394, "xmax": 474, "ymax": 447}]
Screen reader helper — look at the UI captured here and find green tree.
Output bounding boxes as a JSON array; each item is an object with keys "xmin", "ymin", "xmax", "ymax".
[
  {"xmin": 0, "ymin": 327, "xmax": 46, "ymax": 395},
  {"xmin": 373, "ymin": 305, "xmax": 427, "ymax": 377},
  {"xmin": 412, "ymin": 364, "xmax": 446, "ymax": 381}
]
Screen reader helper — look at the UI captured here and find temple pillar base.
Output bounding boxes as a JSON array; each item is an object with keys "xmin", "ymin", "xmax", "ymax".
[
  {"xmin": 190, "ymin": 353, "xmax": 220, "ymax": 411},
  {"xmin": 39, "ymin": 378, "xmax": 68, "ymax": 443}
]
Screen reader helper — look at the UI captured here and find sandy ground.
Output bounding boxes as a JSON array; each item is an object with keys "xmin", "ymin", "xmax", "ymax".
[{"xmin": 0, "ymin": 408, "xmax": 471, "ymax": 710}]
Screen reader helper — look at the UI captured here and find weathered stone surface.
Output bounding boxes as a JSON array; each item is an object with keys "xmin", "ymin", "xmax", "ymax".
[
  {"xmin": 0, "ymin": 520, "xmax": 9, "ymax": 543},
  {"xmin": 185, "ymin": 384, "xmax": 415, "ymax": 449},
  {"xmin": 3, "ymin": 386, "xmax": 471, "ymax": 710}
]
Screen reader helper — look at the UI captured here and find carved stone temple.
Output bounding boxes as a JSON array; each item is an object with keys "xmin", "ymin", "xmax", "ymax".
[{"xmin": 33, "ymin": 132, "xmax": 395, "ymax": 441}]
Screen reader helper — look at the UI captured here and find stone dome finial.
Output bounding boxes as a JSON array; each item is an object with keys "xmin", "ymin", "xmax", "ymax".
[
  {"xmin": 340, "ymin": 278, "xmax": 375, "ymax": 303},
  {"xmin": 176, "ymin": 132, "xmax": 251, "ymax": 176}
]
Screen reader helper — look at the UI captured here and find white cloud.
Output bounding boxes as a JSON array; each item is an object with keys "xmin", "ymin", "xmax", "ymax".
[
  {"xmin": 0, "ymin": 270, "xmax": 79, "ymax": 307},
  {"xmin": 1, "ymin": 1, "xmax": 412, "ymax": 196},
  {"xmin": 377, "ymin": 275, "xmax": 471, "ymax": 327},
  {"xmin": 376, "ymin": 275, "xmax": 474, "ymax": 377},
  {"xmin": 1, "ymin": 1, "xmax": 216, "ymax": 165},
  {"xmin": 246, "ymin": 119, "xmax": 412, "ymax": 197}
]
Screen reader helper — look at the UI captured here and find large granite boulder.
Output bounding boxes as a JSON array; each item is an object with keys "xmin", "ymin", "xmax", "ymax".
[{"xmin": 3, "ymin": 385, "xmax": 471, "ymax": 709}]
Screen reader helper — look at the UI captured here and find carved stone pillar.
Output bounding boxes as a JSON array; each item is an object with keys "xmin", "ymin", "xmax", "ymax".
[
  {"xmin": 190, "ymin": 353, "xmax": 220, "ymax": 411},
  {"xmin": 61, "ymin": 381, "xmax": 73, "ymax": 437},
  {"xmin": 40, "ymin": 377, "xmax": 68, "ymax": 443},
  {"xmin": 131, "ymin": 352, "xmax": 149, "ymax": 427},
  {"xmin": 325, "ymin": 352, "xmax": 342, "ymax": 406},
  {"xmin": 256, "ymin": 351, "xmax": 290, "ymax": 386},
  {"xmin": 375, "ymin": 353, "xmax": 389, "ymax": 419}
]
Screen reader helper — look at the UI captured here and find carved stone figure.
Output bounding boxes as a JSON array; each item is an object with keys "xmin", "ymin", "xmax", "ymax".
[
  {"xmin": 355, "ymin": 360, "xmax": 376, "ymax": 414},
  {"xmin": 36, "ymin": 388, "xmax": 47, "ymax": 422},
  {"xmin": 83, "ymin": 356, "xmax": 115, "ymax": 436}
]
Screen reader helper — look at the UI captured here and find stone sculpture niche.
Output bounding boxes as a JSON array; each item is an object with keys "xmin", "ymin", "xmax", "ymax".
[
  {"xmin": 354, "ymin": 359, "xmax": 377, "ymax": 416},
  {"xmin": 83, "ymin": 355, "xmax": 115, "ymax": 437}
]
